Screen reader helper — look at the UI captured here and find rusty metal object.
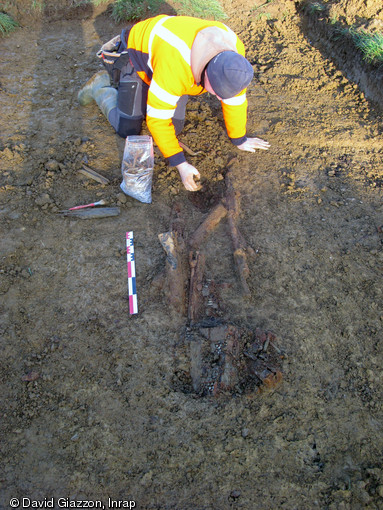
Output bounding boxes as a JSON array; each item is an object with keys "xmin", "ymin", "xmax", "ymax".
[
  {"xmin": 177, "ymin": 321, "xmax": 283, "ymax": 397},
  {"xmin": 225, "ymin": 170, "xmax": 252, "ymax": 297},
  {"xmin": 158, "ymin": 230, "xmax": 187, "ymax": 315},
  {"xmin": 160, "ymin": 168, "xmax": 283, "ymax": 398},
  {"xmin": 244, "ymin": 330, "xmax": 283, "ymax": 390},
  {"xmin": 188, "ymin": 202, "xmax": 228, "ymax": 251},
  {"xmin": 188, "ymin": 250, "xmax": 206, "ymax": 324},
  {"xmin": 78, "ymin": 164, "xmax": 110, "ymax": 184},
  {"xmin": 158, "ymin": 203, "xmax": 188, "ymax": 316},
  {"xmin": 60, "ymin": 207, "xmax": 120, "ymax": 219},
  {"xmin": 179, "ymin": 141, "xmax": 204, "ymax": 156}
]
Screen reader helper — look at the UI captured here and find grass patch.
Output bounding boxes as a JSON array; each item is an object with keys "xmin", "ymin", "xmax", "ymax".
[
  {"xmin": 335, "ymin": 25, "xmax": 383, "ymax": 66},
  {"xmin": 2, "ymin": 0, "xmax": 226, "ymax": 26},
  {"xmin": 347, "ymin": 28, "xmax": 383, "ymax": 65},
  {"xmin": 113, "ymin": 0, "xmax": 163, "ymax": 22},
  {"xmin": 307, "ymin": 2, "xmax": 325, "ymax": 15},
  {"xmin": 300, "ymin": 1, "xmax": 383, "ymax": 68},
  {"xmin": 0, "ymin": 12, "xmax": 18, "ymax": 35},
  {"xmin": 31, "ymin": 0, "xmax": 43, "ymax": 10},
  {"xmin": 3, "ymin": 0, "xmax": 226, "ymax": 23},
  {"xmin": 174, "ymin": 0, "xmax": 226, "ymax": 20},
  {"xmin": 93, "ymin": 0, "xmax": 226, "ymax": 21},
  {"xmin": 92, "ymin": 0, "xmax": 149, "ymax": 22}
]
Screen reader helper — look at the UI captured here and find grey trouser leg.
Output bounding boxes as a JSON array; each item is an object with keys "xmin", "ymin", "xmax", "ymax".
[{"xmin": 173, "ymin": 95, "xmax": 188, "ymax": 135}]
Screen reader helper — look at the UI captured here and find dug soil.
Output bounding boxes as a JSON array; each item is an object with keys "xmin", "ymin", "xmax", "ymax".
[{"xmin": 1, "ymin": 1, "xmax": 383, "ymax": 508}]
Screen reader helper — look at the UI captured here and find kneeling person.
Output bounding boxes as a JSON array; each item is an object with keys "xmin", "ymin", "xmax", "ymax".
[{"xmin": 78, "ymin": 15, "xmax": 270, "ymax": 191}]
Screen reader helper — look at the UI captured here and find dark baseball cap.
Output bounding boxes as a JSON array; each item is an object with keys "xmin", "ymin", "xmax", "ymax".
[{"xmin": 206, "ymin": 51, "xmax": 254, "ymax": 99}]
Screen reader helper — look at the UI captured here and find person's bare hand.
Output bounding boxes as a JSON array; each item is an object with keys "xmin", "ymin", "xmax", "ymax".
[
  {"xmin": 237, "ymin": 137, "xmax": 270, "ymax": 152},
  {"xmin": 177, "ymin": 162, "xmax": 201, "ymax": 191}
]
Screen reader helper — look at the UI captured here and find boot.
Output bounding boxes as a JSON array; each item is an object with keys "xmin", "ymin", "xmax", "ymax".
[
  {"xmin": 78, "ymin": 70, "xmax": 111, "ymax": 106},
  {"xmin": 93, "ymin": 86, "xmax": 118, "ymax": 120}
]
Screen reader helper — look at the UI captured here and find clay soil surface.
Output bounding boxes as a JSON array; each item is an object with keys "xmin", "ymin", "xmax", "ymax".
[{"xmin": 1, "ymin": 1, "xmax": 383, "ymax": 508}]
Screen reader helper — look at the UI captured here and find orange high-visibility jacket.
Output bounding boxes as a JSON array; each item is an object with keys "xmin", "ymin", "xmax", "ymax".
[{"xmin": 127, "ymin": 15, "xmax": 249, "ymax": 166}]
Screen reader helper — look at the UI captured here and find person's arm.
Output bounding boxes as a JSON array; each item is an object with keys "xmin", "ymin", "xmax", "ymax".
[
  {"xmin": 221, "ymin": 91, "xmax": 270, "ymax": 153},
  {"xmin": 147, "ymin": 107, "xmax": 202, "ymax": 191},
  {"xmin": 145, "ymin": 72, "xmax": 205, "ymax": 191}
]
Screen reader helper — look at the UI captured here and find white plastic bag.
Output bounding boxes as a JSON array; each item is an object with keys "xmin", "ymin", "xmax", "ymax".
[{"xmin": 120, "ymin": 135, "xmax": 154, "ymax": 204}]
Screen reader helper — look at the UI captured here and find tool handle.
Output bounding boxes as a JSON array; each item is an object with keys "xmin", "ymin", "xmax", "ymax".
[{"xmin": 69, "ymin": 202, "xmax": 98, "ymax": 211}]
